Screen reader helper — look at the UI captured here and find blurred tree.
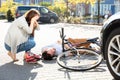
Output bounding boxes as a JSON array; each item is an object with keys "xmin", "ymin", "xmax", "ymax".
[
  {"xmin": 7, "ymin": 9, "xmax": 14, "ymax": 22},
  {"xmin": 39, "ymin": 2, "xmax": 51, "ymax": 7},
  {"xmin": 50, "ymin": 0, "xmax": 97, "ymax": 16},
  {"xmin": 57, "ymin": 0, "xmax": 96, "ymax": 21},
  {"xmin": 68, "ymin": 0, "xmax": 96, "ymax": 6},
  {"xmin": 0, "ymin": 0, "xmax": 19, "ymax": 17},
  {"xmin": 49, "ymin": 0, "xmax": 96, "ymax": 22},
  {"xmin": 48, "ymin": 0, "xmax": 66, "ymax": 16}
]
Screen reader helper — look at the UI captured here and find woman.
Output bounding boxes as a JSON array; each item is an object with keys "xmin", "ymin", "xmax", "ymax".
[{"xmin": 4, "ymin": 9, "xmax": 40, "ymax": 63}]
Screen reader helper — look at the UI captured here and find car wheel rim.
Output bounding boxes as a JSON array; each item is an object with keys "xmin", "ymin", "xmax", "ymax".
[
  {"xmin": 108, "ymin": 35, "xmax": 120, "ymax": 76},
  {"xmin": 50, "ymin": 18, "xmax": 55, "ymax": 23}
]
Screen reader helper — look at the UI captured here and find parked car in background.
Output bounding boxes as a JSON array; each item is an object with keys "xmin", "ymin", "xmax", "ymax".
[
  {"xmin": 15, "ymin": 5, "xmax": 58, "ymax": 23},
  {"xmin": 100, "ymin": 12, "xmax": 120, "ymax": 80},
  {"xmin": 0, "ymin": 13, "xmax": 6, "ymax": 19}
]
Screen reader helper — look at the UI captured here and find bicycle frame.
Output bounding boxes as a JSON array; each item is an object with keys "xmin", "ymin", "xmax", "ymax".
[{"xmin": 59, "ymin": 28, "xmax": 100, "ymax": 53}]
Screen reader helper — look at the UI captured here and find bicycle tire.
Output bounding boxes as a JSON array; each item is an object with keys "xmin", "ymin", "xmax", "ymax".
[{"xmin": 57, "ymin": 48, "xmax": 102, "ymax": 71}]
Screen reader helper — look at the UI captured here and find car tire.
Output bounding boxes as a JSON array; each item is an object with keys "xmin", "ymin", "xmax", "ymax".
[
  {"xmin": 50, "ymin": 18, "xmax": 55, "ymax": 23},
  {"xmin": 105, "ymin": 28, "xmax": 120, "ymax": 80}
]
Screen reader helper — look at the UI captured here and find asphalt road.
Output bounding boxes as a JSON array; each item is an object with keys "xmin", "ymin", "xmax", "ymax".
[{"xmin": 0, "ymin": 20, "xmax": 114, "ymax": 80}]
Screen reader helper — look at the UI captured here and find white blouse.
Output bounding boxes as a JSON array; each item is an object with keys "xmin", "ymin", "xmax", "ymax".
[{"xmin": 4, "ymin": 16, "xmax": 40, "ymax": 53}]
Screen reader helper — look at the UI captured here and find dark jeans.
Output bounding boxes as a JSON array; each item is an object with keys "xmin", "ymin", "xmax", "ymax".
[{"xmin": 5, "ymin": 36, "xmax": 36, "ymax": 53}]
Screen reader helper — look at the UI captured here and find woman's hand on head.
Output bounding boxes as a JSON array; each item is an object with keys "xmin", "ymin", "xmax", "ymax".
[
  {"xmin": 31, "ymin": 15, "xmax": 40, "ymax": 22},
  {"xmin": 31, "ymin": 18, "xmax": 37, "ymax": 28},
  {"xmin": 33, "ymin": 21, "xmax": 39, "ymax": 28},
  {"xmin": 30, "ymin": 15, "xmax": 40, "ymax": 29},
  {"xmin": 31, "ymin": 17, "xmax": 37, "ymax": 24}
]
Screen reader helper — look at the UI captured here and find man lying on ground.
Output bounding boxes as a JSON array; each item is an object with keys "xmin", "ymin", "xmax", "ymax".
[{"xmin": 41, "ymin": 38, "xmax": 91, "ymax": 60}]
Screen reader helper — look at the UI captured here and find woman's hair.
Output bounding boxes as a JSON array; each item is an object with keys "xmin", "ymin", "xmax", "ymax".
[
  {"xmin": 42, "ymin": 51, "xmax": 53, "ymax": 60},
  {"xmin": 24, "ymin": 9, "xmax": 40, "ymax": 25}
]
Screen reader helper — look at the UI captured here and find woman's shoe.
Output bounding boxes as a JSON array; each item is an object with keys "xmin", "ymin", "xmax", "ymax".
[
  {"xmin": 33, "ymin": 54, "xmax": 41, "ymax": 61},
  {"xmin": 26, "ymin": 59, "xmax": 38, "ymax": 64},
  {"xmin": 24, "ymin": 52, "xmax": 40, "ymax": 63},
  {"xmin": 25, "ymin": 51, "xmax": 41, "ymax": 61}
]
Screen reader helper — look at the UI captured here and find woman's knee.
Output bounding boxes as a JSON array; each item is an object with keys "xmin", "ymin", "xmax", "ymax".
[
  {"xmin": 29, "ymin": 40, "xmax": 36, "ymax": 48},
  {"xmin": 32, "ymin": 41, "xmax": 36, "ymax": 47},
  {"xmin": 5, "ymin": 43, "xmax": 11, "ymax": 51}
]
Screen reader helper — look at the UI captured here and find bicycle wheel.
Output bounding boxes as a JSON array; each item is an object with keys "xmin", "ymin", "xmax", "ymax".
[{"xmin": 57, "ymin": 48, "xmax": 102, "ymax": 71}]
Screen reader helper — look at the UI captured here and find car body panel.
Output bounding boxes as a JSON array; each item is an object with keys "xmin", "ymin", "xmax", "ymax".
[
  {"xmin": 101, "ymin": 12, "xmax": 120, "ymax": 33},
  {"xmin": 15, "ymin": 5, "xmax": 58, "ymax": 23},
  {"xmin": 100, "ymin": 11, "xmax": 120, "ymax": 59}
]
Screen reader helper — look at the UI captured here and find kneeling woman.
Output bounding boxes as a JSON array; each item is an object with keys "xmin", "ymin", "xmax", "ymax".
[{"xmin": 4, "ymin": 9, "xmax": 40, "ymax": 62}]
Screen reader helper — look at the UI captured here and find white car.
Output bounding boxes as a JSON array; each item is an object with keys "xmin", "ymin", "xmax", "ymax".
[{"xmin": 100, "ymin": 12, "xmax": 120, "ymax": 80}]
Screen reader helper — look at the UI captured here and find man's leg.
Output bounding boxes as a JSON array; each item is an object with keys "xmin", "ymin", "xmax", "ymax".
[{"xmin": 67, "ymin": 38, "xmax": 90, "ymax": 48}]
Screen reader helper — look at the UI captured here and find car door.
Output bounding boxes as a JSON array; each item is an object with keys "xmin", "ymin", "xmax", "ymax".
[{"xmin": 39, "ymin": 7, "xmax": 50, "ymax": 22}]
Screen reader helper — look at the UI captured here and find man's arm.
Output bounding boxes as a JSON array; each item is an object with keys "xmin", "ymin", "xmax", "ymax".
[{"xmin": 57, "ymin": 40, "xmax": 70, "ymax": 49}]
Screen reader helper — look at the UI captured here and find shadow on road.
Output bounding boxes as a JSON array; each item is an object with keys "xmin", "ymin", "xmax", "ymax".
[
  {"xmin": 57, "ymin": 61, "xmax": 107, "ymax": 80},
  {"xmin": 41, "ymin": 59, "xmax": 56, "ymax": 64},
  {"xmin": 0, "ymin": 61, "xmax": 43, "ymax": 80}
]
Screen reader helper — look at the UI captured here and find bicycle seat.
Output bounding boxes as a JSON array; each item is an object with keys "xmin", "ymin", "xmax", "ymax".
[{"xmin": 87, "ymin": 37, "xmax": 99, "ymax": 43}]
